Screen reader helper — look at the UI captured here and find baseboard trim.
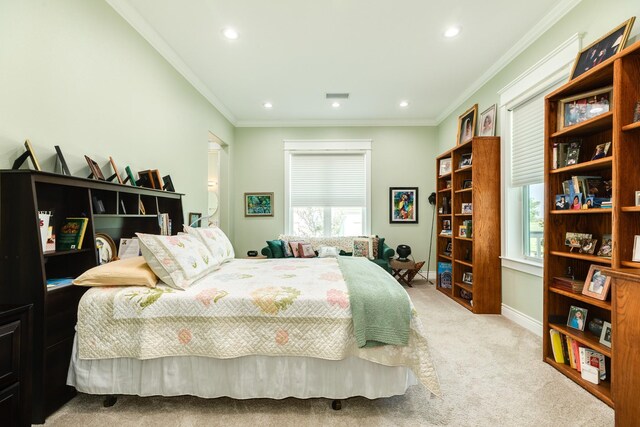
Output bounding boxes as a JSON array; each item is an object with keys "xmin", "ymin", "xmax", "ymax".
[
  {"xmin": 501, "ymin": 304, "xmax": 543, "ymax": 337},
  {"xmin": 418, "ymin": 270, "xmax": 437, "ymax": 281}
]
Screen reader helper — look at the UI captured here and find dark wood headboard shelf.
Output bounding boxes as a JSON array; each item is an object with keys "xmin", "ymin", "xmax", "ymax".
[{"xmin": 0, "ymin": 169, "xmax": 184, "ymax": 423}]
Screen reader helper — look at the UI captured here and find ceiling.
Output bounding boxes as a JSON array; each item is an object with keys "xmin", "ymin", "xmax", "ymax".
[{"xmin": 108, "ymin": 0, "xmax": 579, "ymax": 126}]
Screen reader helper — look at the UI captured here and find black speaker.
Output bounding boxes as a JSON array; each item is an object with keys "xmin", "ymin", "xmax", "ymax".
[
  {"xmin": 428, "ymin": 192, "xmax": 436, "ymax": 205},
  {"xmin": 247, "ymin": 250, "xmax": 258, "ymax": 257}
]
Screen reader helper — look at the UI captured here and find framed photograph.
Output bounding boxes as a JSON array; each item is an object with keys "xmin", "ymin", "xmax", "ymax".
[
  {"xmin": 567, "ymin": 305, "xmax": 588, "ymax": 331},
  {"xmin": 565, "ymin": 232, "xmax": 592, "ymax": 248},
  {"xmin": 591, "ymin": 142, "xmax": 611, "ymax": 160},
  {"xmin": 461, "ymin": 203, "xmax": 472, "ymax": 215},
  {"xmin": 439, "ymin": 158, "xmax": 452, "ymax": 176},
  {"xmin": 462, "ymin": 179, "xmax": 472, "ymax": 189},
  {"xmin": 459, "ymin": 153, "xmax": 472, "ymax": 169},
  {"xmin": 456, "ymin": 104, "xmax": 478, "ymax": 145},
  {"xmin": 635, "ymin": 191, "xmax": 640, "ymax": 206},
  {"xmin": 458, "ymin": 225, "xmax": 467, "ymax": 237},
  {"xmin": 565, "ymin": 140, "xmax": 582, "ymax": 165},
  {"xmin": 442, "ymin": 219, "xmax": 451, "ymax": 230},
  {"xmin": 124, "ymin": 166, "xmax": 137, "ymax": 186},
  {"xmin": 188, "ymin": 212, "xmax": 202, "ymax": 227},
  {"xmin": 108, "ymin": 156, "xmax": 123, "ymax": 184},
  {"xmin": 479, "ymin": 104, "xmax": 496, "ymax": 136},
  {"xmin": 462, "ymin": 272, "xmax": 473, "ymax": 285},
  {"xmin": 570, "ymin": 17, "xmax": 635, "ymax": 80},
  {"xmin": 245, "ymin": 192, "xmax": 274, "ymax": 217},
  {"xmin": 582, "ymin": 265, "xmax": 611, "ymax": 300},
  {"xmin": 390, "ymin": 187, "xmax": 418, "ymax": 223},
  {"xmin": 444, "ymin": 242, "xmax": 452, "ymax": 255},
  {"xmin": 633, "ymin": 235, "xmax": 640, "ymax": 262},
  {"xmin": 95, "ymin": 232, "xmax": 117, "ymax": 265},
  {"xmin": 597, "ymin": 235, "xmax": 613, "ymax": 257},
  {"xmin": 559, "ymin": 86, "xmax": 613, "ymax": 130},
  {"xmin": 163, "ymin": 175, "xmax": 175, "ymax": 192},
  {"xmin": 54, "ymin": 145, "xmax": 71, "ymax": 176},
  {"xmin": 555, "ymin": 194, "xmax": 570, "ymax": 210},
  {"xmin": 634, "ymin": 101, "xmax": 640, "ymax": 123},
  {"xmin": 580, "ymin": 239, "xmax": 597, "ymax": 254},
  {"xmin": 582, "ymin": 197, "xmax": 595, "ymax": 210},
  {"xmin": 599, "ymin": 321, "xmax": 612, "ymax": 348},
  {"xmin": 84, "ymin": 155, "xmax": 105, "ymax": 180}
]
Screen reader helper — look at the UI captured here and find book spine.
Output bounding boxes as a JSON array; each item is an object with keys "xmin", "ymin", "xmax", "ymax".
[{"xmin": 550, "ymin": 330, "xmax": 565, "ymax": 364}]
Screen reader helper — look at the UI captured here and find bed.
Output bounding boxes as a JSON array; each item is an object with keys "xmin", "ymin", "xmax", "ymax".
[{"xmin": 67, "ymin": 252, "xmax": 440, "ymax": 407}]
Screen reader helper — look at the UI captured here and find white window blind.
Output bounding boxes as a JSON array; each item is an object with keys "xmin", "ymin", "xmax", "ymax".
[
  {"xmin": 511, "ymin": 94, "xmax": 544, "ymax": 187},
  {"xmin": 289, "ymin": 153, "xmax": 365, "ymax": 207}
]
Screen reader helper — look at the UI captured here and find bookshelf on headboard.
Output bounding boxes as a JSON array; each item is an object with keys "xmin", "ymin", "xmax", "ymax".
[{"xmin": 0, "ymin": 169, "xmax": 183, "ymax": 424}]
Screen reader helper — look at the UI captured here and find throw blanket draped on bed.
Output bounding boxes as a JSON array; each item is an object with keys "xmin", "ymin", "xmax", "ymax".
[
  {"xmin": 76, "ymin": 258, "xmax": 440, "ymax": 396},
  {"xmin": 338, "ymin": 257, "xmax": 410, "ymax": 348}
]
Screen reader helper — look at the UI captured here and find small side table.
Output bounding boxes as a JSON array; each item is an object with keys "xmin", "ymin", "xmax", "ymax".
[{"xmin": 390, "ymin": 259, "xmax": 425, "ymax": 287}]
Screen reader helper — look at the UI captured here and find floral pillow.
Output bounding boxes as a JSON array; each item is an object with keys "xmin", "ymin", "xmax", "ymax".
[
  {"xmin": 299, "ymin": 242, "xmax": 316, "ymax": 258},
  {"xmin": 280, "ymin": 239, "xmax": 294, "ymax": 257},
  {"xmin": 136, "ymin": 233, "xmax": 220, "ymax": 290},
  {"xmin": 318, "ymin": 246, "xmax": 340, "ymax": 258},
  {"xmin": 184, "ymin": 225, "xmax": 235, "ymax": 263},
  {"xmin": 353, "ymin": 237, "xmax": 374, "ymax": 259},
  {"xmin": 288, "ymin": 241, "xmax": 305, "ymax": 257}
]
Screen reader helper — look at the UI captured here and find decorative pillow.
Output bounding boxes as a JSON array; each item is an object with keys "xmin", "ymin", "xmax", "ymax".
[
  {"xmin": 371, "ymin": 236, "xmax": 380, "ymax": 259},
  {"xmin": 353, "ymin": 237, "xmax": 373, "ymax": 259},
  {"xmin": 184, "ymin": 225, "xmax": 235, "ymax": 263},
  {"xmin": 299, "ymin": 242, "xmax": 316, "ymax": 258},
  {"xmin": 73, "ymin": 256, "xmax": 158, "ymax": 288},
  {"xmin": 377, "ymin": 237, "xmax": 386, "ymax": 259},
  {"xmin": 318, "ymin": 246, "xmax": 340, "ymax": 258},
  {"xmin": 289, "ymin": 241, "xmax": 305, "ymax": 257},
  {"xmin": 266, "ymin": 240, "xmax": 285, "ymax": 258},
  {"xmin": 280, "ymin": 239, "xmax": 294, "ymax": 257},
  {"xmin": 136, "ymin": 233, "xmax": 220, "ymax": 290}
]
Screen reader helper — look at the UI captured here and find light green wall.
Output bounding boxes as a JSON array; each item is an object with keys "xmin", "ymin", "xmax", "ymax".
[
  {"xmin": 436, "ymin": 0, "xmax": 640, "ymax": 322},
  {"xmin": 0, "ymin": 0, "xmax": 234, "ymax": 226},
  {"xmin": 233, "ymin": 126, "xmax": 439, "ymax": 266}
]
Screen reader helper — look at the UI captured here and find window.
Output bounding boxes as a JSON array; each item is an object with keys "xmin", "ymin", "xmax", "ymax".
[
  {"xmin": 523, "ymin": 182, "xmax": 544, "ymax": 259},
  {"xmin": 284, "ymin": 140, "xmax": 371, "ymax": 237}
]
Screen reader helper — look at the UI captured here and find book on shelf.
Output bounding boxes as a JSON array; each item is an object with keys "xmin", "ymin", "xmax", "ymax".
[
  {"xmin": 571, "ymin": 338, "xmax": 584, "ymax": 372},
  {"xmin": 158, "ymin": 213, "xmax": 171, "ymax": 236},
  {"xmin": 437, "ymin": 262, "xmax": 452, "ymax": 289},
  {"xmin": 549, "ymin": 329, "xmax": 565, "ymax": 363},
  {"xmin": 579, "ymin": 347, "xmax": 606, "ymax": 380},
  {"xmin": 567, "ymin": 336, "xmax": 576, "ymax": 368},
  {"xmin": 38, "ymin": 210, "xmax": 51, "ymax": 251},
  {"xmin": 46, "ymin": 277, "xmax": 74, "ymax": 288},
  {"xmin": 57, "ymin": 217, "xmax": 89, "ymax": 250}
]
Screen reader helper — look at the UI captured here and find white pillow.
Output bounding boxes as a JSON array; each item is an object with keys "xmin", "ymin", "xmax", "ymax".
[
  {"xmin": 136, "ymin": 233, "xmax": 220, "ymax": 290},
  {"xmin": 184, "ymin": 225, "xmax": 235, "ymax": 263},
  {"xmin": 318, "ymin": 246, "xmax": 340, "ymax": 258}
]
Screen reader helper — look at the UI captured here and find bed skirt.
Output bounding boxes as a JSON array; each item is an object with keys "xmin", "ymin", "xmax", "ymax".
[{"xmin": 67, "ymin": 335, "xmax": 418, "ymax": 400}]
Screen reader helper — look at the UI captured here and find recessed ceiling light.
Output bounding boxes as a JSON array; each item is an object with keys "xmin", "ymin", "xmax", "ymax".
[
  {"xmin": 263, "ymin": 102, "xmax": 273, "ymax": 109},
  {"xmin": 399, "ymin": 100, "xmax": 409, "ymax": 108},
  {"xmin": 444, "ymin": 26, "xmax": 460, "ymax": 38},
  {"xmin": 332, "ymin": 102, "xmax": 341, "ymax": 108},
  {"xmin": 222, "ymin": 27, "xmax": 239, "ymax": 40}
]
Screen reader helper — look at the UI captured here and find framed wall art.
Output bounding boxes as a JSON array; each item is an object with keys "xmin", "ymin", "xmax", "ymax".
[
  {"xmin": 245, "ymin": 192, "xmax": 274, "ymax": 217},
  {"xmin": 390, "ymin": 187, "xmax": 418, "ymax": 224},
  {"xmin": 457, "ymin": 104, "xmax": 477, "ymax": 145}
]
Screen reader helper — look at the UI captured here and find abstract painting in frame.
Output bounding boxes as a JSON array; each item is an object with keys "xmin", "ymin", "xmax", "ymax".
[
  {"xmin": 390, "ymin": 187, "xmax": 418, "ymax": 224},
  {"xmin": 245, "ymin": 192, "xmax": 274, "ymax": 217}
]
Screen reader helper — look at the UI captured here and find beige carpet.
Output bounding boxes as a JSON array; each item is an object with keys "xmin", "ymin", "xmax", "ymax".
[{"xmin": 41, "ymin": 280, "xmax": 614, "ymax": 427}]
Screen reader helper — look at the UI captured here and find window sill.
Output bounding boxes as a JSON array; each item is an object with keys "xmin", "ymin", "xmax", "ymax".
[{"xmin": 500, "ymin": 256, "xmax": 543, "ymax": 277}]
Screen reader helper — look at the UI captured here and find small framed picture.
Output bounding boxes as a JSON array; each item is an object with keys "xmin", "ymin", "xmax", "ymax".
[
  {"xmin": 124, "ymin": 166, "xmax": 137, "ymax": 187},
  {"xmin": 582, "ymin": 265, "xmax": 611, "ymax": 300},
  {"xmin": 599, "ymin": 321, "xmax": 612, "ymax": 348},
  {"xmin": 565, "ymin": 140, "xmax": 582, "ymax": 166},
  {"xmin": 445, "ymin": 180, "xmax": 451, "ymax": 189},
  {"xmin": 635, "ymin": 191, "xmax": 640, "ymax": 206},
  {"xmin": 555, "ymin": 194, "xmax": 570, "ymax": 210},
  {"xmin": 459, "ymin": 226, "xmax": 467, "ymax": 237},
  {"xmin": 634, "ymin": 101, "xmax": 640, "ymax": 123},
  {"xmin": 580, "ymin": 239, "xmax": 597, "ymax": 255},
  {"xmin": 439, "ymin": 158, "xmax": 452, "ymax": 176},
  {"xmin": 188, "ymin": 212, "xmax": 202, "ymax": 227},
  {"xmin": 444, "ymin": 242, "xmax": 452, "ymax": 255},
  {"xmin": 456, "ymin": 104, "xmax": 478, "ymax": 145},
  {"xmin": 462, "ymin": 180, "xmax": 472, "ymax": 189},
  {"xmin": 567, "ymin": 305, "xmax": 588, "ymax": 331},
  {"xmin": 462, "ymin": 272, "xmax": 473, "ymax": 285},
  {"xmin": 442, "ymin": 219, "xmax": 451, "ymax": 230},
  {"xmin": 559, "ymin": 87, "xmax": 612, "ymax": 130},
  {"xmin": 459, "ymin": 153, "xmax": 472, "ymax": 169},
  {"xmin": 54, "ymin": 145, "xmax": 71, "ymax": 176},
  {"xmin": 84, "ymin": 155, "xmax": 105, "ymax": 180},
  {"xmin": 597, "ymin": 234, "xmax": 613, "ymax": 257},
  {"xmin": 461, "ymin": 203, "xmax": 472, "ymax": 214},
  {"xmin": 633, "ymin": 235, "xmax": 640, "ymax": 262},
  {"xmin": 109, "ymin": 156, "xmax": 124, "ymax": 184},
  {"xmin": 479, "ymin": 104, "xmax": 496, "ymax": 136},
  {"xmin": 245, "ymin": 192, "xmax": 274, "ymax": 217},
  {"xmin": 582, "ymin": 197, "xmax": 595, "ymax": 210},
  {"xmin": 591, "ymin": 142, "xmax": 611, "ymax": 160}
]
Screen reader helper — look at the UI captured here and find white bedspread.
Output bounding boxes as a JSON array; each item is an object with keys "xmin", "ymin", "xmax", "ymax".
[{"xmin": 77, "ymin": 258, "xmax": 440, "ymax": 396}]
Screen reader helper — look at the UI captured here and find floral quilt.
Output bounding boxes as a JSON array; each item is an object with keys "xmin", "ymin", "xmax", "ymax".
[{"xmin": 77, "ymin": 257, "xmax": 440, "ymax": 396}]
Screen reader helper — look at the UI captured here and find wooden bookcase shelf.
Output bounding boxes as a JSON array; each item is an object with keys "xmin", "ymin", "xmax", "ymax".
[
  {"xmin": 543, "ymin": 40, "xmax": 640, "ymax": 413},
  {"xmin": 435, "ymin": 137, "xmax": 500, "ymax": 313},
  {"xmin": 0, "ymin": 170, "xmax": 184, "ymax": 424}
]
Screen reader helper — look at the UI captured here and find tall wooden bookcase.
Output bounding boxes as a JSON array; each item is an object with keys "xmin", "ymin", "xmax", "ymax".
[
  {"xmin": 542, "ymin": 40, "xmax": 640, "ymax": 409},
  {"xmin": 0, "ymin": 170, "xmax": 183, "ymax": 423},
  {"xmin": 435, "ymin": 136, "xmax": 501, "ymax": 313}
]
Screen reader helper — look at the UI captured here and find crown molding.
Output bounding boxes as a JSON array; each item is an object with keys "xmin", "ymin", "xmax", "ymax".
[
  {"xmin": 235, "ymin": 118, "xmax": 438, "ymax": 128},
  {"xmin": 435, "ymin": 0, "xmax": 583, "ymax": 124},
  {"xmin": 106, "ymin": 0, "xmax": 238, "ymax": 125}
]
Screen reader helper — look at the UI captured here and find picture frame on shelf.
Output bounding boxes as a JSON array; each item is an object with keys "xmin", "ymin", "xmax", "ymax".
[
  {"xmin": 459, "ymin": 153, "xmax": 472, "ymax": 169},
  {"xmin": 462, "ymin": 179, "xmax": 472, "ymax": 189},
  {"xmin": 12, "ymin": 139, "xmax": 42, "ymax": 171},
  {"xmin": 555, "ymin": 194, "xmax": 570, "ymax": 210},
  {"xmin": 442, "ymin": 219, "xmax": 451, "ymax": 231},
  {"xmin": 461, "ymin": 203, "xmax": 472, "ymax": 214},
  {"xmin": 559, "ymin": 86, "xmax": 612, "ymax": 130},
  {"xmin": 567, "ymin": 305, "xmax": 588, "ymax": 331},
  {"xmin": 565, "ymin": 141, "xmax": 582, "ymax": 166},
  {"xmin": 96, "ymin": 232, "xmax": 117, "ymax": 265},
  {"xmin": 580, "ymin": 238, "xmax": 597, "ymax": 254},
  {"xmin": 635, "ymin": 191, "xmax": 640, "ymax": 206},
  {"xmin": 597, "ymin": 234, "xmax": 612, "ymax": 258},
  {"xmin": 582, "ymin": 265, "xmax": 611, "ymax": 300},
  {"xmin": 456, "ymin": 104, "xmax": 477, "ymax": 145},
  {"xmin": 188, "ymin": 212, "xmax": 202, "ymax": 227},
  {"xmin": 444, "ymin": 241, "xmax": 452, "ymax": 256},
  {"xmin": 54, "ymin": 145, "xmax": 71, "ymax": 176},
  {"xmin": 390, "ymin": 187, "xmax": 419, "ymax": 224},
  {"xmin": 458, "ymin": 226, "xmax": 467, "ymax": 238},
  {"xmin": 599, "ymin": 321, "xmax": 612, "ymax": 348},
  {"xmin": 108, "ymin": 156, "xmax": 124, "ymax": 184},
  {"xmin": 634, "ymin": 101, "xmax": 640, "ymax": 123},
  {"xmin": 245, "ymin": 192, "xmax": 274, "ymax": 217},
  {"xmin": 439, "ymin": 158, "xmax": 452, "ymax": 176},
  {"xmin": 570, "ymin": 17, "xmax": 635, "ymax": 80},
  {"xmin": 163, "ymin": 175, "xmax": 175, "ymax": 192},
  {"xmin": 591, "ymin": 142, "xmax": 611, "ymax": 160},
  {"xmin": 632, "ymin": 235, "xmax": 640, "ymax": 262},
  {"xmin": 124, "ymin": 166, "xmax": 137, "ymax": 186},
  {"xmin": 479, "ymin": 104, "xmax": 496, "ymax": 136},
  {"xmin": 462, "ymin": 272, "xmax": 473, "ymax": 285},
  {"xmin": 84, "ymin": 155, "xmax": 105, "ymax": 180}
]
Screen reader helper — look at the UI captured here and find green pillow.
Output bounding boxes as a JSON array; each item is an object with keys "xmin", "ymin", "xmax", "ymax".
[
  {"xmin": 266, "ymin": 240, "xmax": 285, "ymax": 258},
  {"xmin": 377, "ymin": 237, "xmax": 386, "ymax": 259}
]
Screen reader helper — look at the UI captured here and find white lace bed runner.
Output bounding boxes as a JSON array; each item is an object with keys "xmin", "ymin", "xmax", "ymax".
[{"xmin": 77, "ymin": 257, "xmax": 440, "ymax": 396}]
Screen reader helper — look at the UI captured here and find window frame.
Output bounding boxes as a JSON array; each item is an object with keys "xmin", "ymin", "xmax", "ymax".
[
  {"xmin": 283, "ymin": 140, "xmax": 372, "ymax": 237},
  {"xmin": 522, "ymin": 183, "xmax": 544, "ymax": 262}
]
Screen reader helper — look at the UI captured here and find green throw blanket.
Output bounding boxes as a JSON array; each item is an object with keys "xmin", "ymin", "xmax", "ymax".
[{"xmin": 338, "ymin": 257, "xmax": 411, "ymax": 348}]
